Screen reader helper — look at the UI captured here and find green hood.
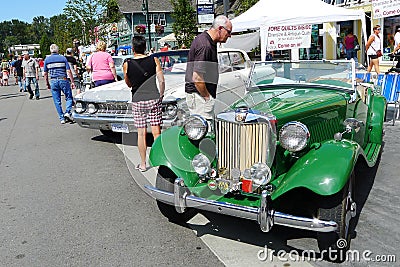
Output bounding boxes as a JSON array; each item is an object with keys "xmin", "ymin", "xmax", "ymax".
[{"xmin": 231, "ymin": 86, "xmax": 348, "ymax": 127}]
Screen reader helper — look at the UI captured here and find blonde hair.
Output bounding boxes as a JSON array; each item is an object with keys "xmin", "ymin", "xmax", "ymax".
[{"xmin": 96, "ymin": 41, "xmax": 107, "ymax": 52}]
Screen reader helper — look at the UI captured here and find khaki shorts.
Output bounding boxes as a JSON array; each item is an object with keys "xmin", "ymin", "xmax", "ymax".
[{"xmin": 186, "ymin": 92, "xmax": 215, "ymax": 120}]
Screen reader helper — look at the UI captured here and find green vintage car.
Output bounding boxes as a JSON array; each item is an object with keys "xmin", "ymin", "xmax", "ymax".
[{"xmin": 144, "ymin": 60, "xmax": 385, "ymax": 258}]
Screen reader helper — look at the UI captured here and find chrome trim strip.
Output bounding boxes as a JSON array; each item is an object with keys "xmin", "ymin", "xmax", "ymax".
[
  {"xmin": 72, "ymin": 112, "xmax": 176, "ymax": 131},
  {"xmin": 145, "ymin": 185, "xmax": 338, "ymax": 233}
]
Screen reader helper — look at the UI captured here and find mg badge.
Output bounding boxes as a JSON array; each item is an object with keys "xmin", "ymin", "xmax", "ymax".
[
  {"xmin": 235, "ymin": 107, "xmax": 249, "ymax": 122},
  {"xmin": 235, "ymin": 113, "xmax": 246, "ymax": 122}
]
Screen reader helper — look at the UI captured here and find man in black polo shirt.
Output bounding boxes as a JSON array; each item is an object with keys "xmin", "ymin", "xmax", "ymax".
[{"xmin": 185, "ymin": 15, "xmax": 232, "ymax": 119}]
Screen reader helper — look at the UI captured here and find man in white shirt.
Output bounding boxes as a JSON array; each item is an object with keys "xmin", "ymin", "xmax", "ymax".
[{"xmin": 22, "ymin": 53, "xmax": 40, "ymax": 100}]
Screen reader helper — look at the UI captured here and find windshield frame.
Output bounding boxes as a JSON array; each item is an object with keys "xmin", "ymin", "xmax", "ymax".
[{"xmin": 246, "ymin": 59, "xmax": 358, "ymax": 101}]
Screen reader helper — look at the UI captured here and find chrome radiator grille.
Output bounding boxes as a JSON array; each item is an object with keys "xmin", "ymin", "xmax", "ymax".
[
  {"xmin": 217, "ymin": 120, "xmax": 270, "ymax": 172},
  {"xmin": 96, "ymin": 102, "xmax": 132, "ymax": 115}
]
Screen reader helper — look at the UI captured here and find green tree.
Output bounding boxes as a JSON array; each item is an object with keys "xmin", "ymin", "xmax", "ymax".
[
  {"xmin": 104, "ymin": 0, "xmax": 122, "ymax": 23},
  {"xmin": 39, "ymin": 33, "xmax": 52, "ymax": 57},
  {"xmin": 0, "ymin": 0, "xmax": 121, "ymax": 54},
  {"xmin": 50, "ymin": 14, "xmax": 70, "ymax": 53},
  {"xmin": 31, "ymin": 16, "xmax": 51, "ymax": 43},
  {"xmin": 0, "ymin": 20, "xmax": 30, "ymax": 56},
  {"xmin": 234, "ymin": 0, "xmax": 258, "ymax": 16},
  {"xmin": 63, "ymin": 0, "xmax": 119, "ymax": 45},
  {"xmin": 170, "ymin": 0, "xmax": 197, "ymax": 48}
]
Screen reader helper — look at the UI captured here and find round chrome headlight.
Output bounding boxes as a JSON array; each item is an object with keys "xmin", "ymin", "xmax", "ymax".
[
  {"xmin": 279, "ymin": 122, "xmax": 310, "ymax": 152},
  {"xmin": 192, "ymin": 153, "xmax": 211, "ymax": 175},
  {"xmin": 250, "ymin": 162, "xmax": 272, "ymax": 186},
  {"xmin": 163, "ymin": 103, "xmax": 178, "ymax": 120},
  {"xmin": 75, "ymin": 102, "xmax": 86, "ymax": 113},
  {"xmin": 87, "ymin": 103, "xmax": 97, "ymax": 114},
  {"xmin": 184, "ymin": 115, "xmax": 208, "ymax": 140}
]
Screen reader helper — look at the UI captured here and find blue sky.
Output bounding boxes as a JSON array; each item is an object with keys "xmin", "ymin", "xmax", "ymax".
[{"xmin": 0, "ymin": 0, "xmax": 66, "ymax": 23}]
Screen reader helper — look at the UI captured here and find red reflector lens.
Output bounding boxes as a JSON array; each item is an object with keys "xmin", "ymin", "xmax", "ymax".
[{"xmin": 242, "ymin": 179, "xmax": 253, "ymax": 193}]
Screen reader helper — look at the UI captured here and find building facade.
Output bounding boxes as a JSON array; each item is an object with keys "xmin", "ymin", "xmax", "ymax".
[
  {"xmin": 9, "ymin": 44, "xmax": 41, "ymax": 57},
  {"xmin": 116, "ymin": 0, "xmax": 176, "ymax": 51},
  {"xmin": 324, "ymin": 0, "xmax": 399, "ymax": 69}
]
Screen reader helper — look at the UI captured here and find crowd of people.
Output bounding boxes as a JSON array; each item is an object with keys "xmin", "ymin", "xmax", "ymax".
[
  {"xmin": 2, "ymin": 19, "xmax": 399, "ymax": 130},
  {"xmin": 0, "ymin": 55, "xmax": 44, "ymax": 93}
]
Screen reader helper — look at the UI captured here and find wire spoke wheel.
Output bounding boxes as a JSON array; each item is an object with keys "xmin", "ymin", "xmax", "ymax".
[{"xmin": 317, "ymin": 171, "xmax": 356, "ymax": 262}]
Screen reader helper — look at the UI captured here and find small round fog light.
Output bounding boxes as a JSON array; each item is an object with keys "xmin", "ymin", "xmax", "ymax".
[
  {"xmin": 192, "ymin": 153, "xmax": 211, "ymax": 175},
  {"xmin": 250, "ymin": 162, "xmax": 272, "ymax": 186}
]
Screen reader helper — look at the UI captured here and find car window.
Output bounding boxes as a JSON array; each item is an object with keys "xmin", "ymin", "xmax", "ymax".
[
  {"xmin": 218, "ymin": 52, "xmax": 246, "ymax": 73},
  {"xmin": 229, "ymin": 52, "xmax": 246, "ymax": 70},
  {"xmin": 218, "ymin": 53, "xmax": 232, "ymax": 73}
]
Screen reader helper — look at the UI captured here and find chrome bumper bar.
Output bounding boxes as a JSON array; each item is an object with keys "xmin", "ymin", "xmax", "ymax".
[
  {"xmin": 72, "ymin": 112, "xmax": 177, "ymax": 131},
  {"xmin": 144, "ymin": 178, "xmax": 338, "ymax": 233}
]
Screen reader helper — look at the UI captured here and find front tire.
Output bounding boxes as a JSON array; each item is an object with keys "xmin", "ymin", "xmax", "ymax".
[
  {"xmin": 317, "ymin": 171, "xmax": 356, "ymax": 262},
  {"xmin": 155, "ymin": 166, "xmax": 196, "ymax": 224}
]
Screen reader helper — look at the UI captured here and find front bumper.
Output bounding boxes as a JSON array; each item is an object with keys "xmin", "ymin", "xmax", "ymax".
[
  {"xmin": 145, "ymin": 178, "xmax": 338, "ymax": 233},
  {"xmin": 73, "ymin": 112, "xmax": 178, "ymax": 132}
]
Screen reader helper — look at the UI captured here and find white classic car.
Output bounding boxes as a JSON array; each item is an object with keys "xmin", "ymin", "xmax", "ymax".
[{"xmin": 73, "ymin": 48, "xmax": 274, "ymax": 135}]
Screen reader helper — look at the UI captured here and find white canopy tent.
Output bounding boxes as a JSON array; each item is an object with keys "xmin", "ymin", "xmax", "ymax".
[
  {"xmin": 220, "ymin": 31, "xmax": 260, "ymax": 52},
  {"xmin": 231, "ymin": 0, "xmax": 367, "ymax": 61},
  {"xmin": 157, "ymin": 33, "xmax": 177, "ymax": 44}
]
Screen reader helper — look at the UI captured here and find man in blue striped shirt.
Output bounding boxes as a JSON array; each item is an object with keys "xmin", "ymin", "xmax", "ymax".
[{"xmin": 44, "ymin": 44, "xmax": 76, "ymax": 124}]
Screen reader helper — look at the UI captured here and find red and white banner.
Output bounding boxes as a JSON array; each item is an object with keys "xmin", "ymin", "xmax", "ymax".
[
  {"xmin": 372, "ymin": 0, "xmax": 400, "ymax": 19},
  {"xmin": 266, "ymin": 24, "xmax": 312, "ymax": 51}
]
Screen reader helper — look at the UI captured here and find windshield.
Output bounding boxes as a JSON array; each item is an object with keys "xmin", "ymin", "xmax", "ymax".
[{"xmin": 248, "ymin": 60, "xmax": 361, "ymax": 93}]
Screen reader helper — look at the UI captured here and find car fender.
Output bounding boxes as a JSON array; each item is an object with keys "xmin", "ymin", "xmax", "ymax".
[
  {"xmin": 368, "ymin": 95, "xmax": 386, "ymax": 144},
  {"xmin": 149, "ymin": 126, "xmax": 202, "ymax": 188},
  {"xmin": 271, "ymin": 140, "xmax": 360, "ymax": 200}
]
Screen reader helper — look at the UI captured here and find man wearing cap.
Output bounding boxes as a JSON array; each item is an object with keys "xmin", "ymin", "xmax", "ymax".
[
  {"xmin": 44, "ymin": 44, "xmax": 76, "ymax": 124},
  {"xmin": 22, "ymin": 53, "xmax": 40, "ymax": 99},
  {"xmin": 392, "ymin": 26, "xmax": 400, "ymax": 68}
]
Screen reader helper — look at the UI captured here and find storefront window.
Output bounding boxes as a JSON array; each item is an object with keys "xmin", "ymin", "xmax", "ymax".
[
  {"xmin": 337, "ymin": 21, "xmax": 355, "ymax": 59},
  {"xmin": 299, "ymin": 24, "xmax": 323, "ymax": 60},
  {"xmin": 382, "ymin": 16, "xmax": 400, "ymax": 61}
]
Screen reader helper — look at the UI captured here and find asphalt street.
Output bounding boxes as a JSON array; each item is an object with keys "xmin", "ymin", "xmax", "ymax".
[
  {"xmin": 1, "ymin": 78, "xmax": 399, "ymax": 267},
  {"xmin": 0, "ymin": 81, "xmax": 223, "ymax": 266}
]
